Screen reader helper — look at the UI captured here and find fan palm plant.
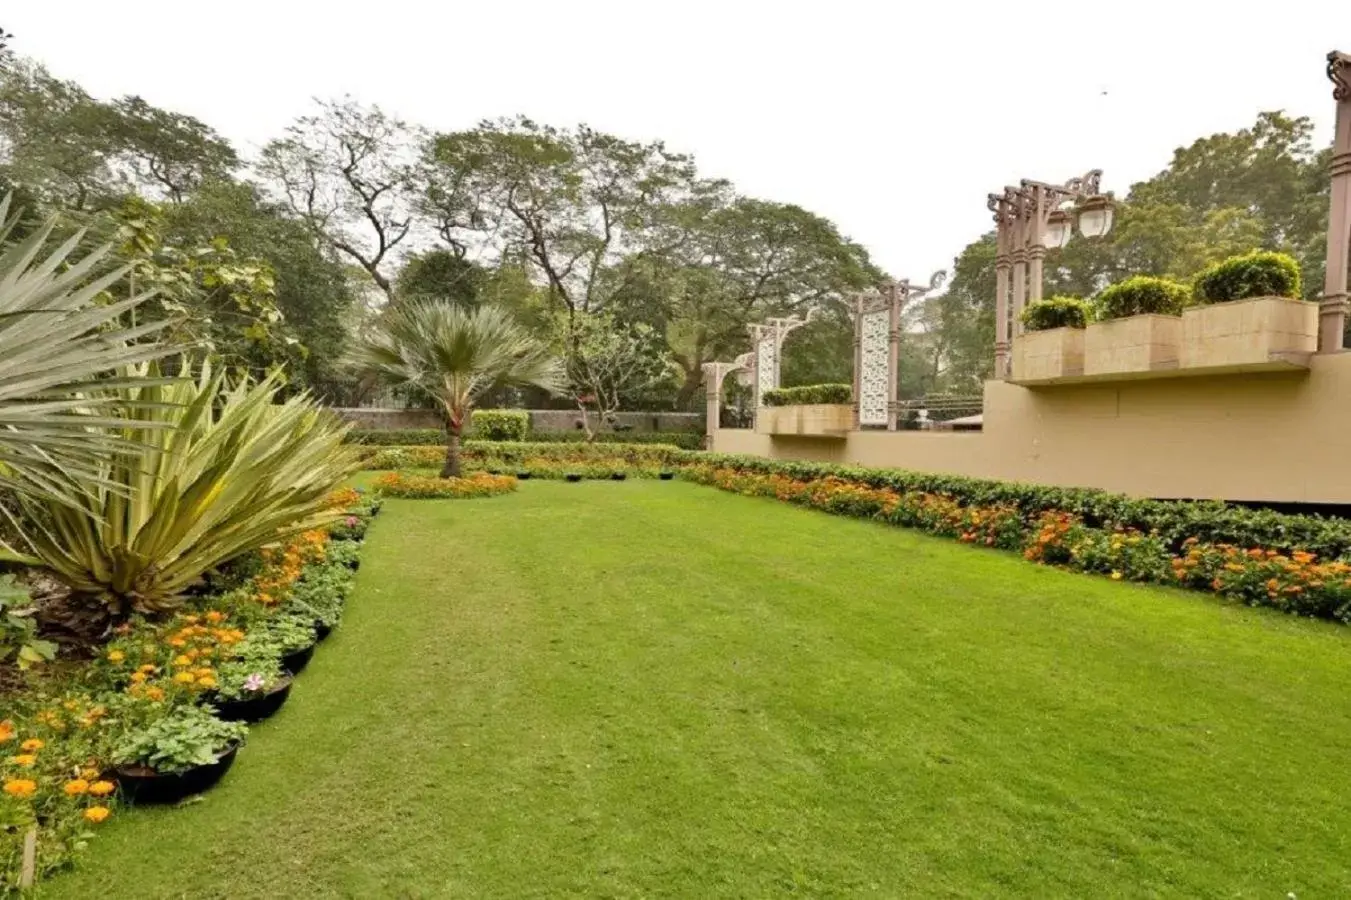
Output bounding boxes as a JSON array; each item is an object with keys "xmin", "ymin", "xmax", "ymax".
[
  {"xmin": 348, "ymin": 301, "xmax": 563, "ymax": 477},
  {"xmin": 0, "ymin": 193, "xmax": 175, "ymax": 511},
  {"xmin": 17, "ymin": 359, "xmax": 363, "ymax": 615}
]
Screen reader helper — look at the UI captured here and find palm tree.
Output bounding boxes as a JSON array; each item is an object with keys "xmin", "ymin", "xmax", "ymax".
[
  {"xmin": 0, "ymin": 194, "xmax": 175, "ymax": 516},
  {"xmin": 348, "ymin": 300, "xmax": 563, "ymax": 477}
]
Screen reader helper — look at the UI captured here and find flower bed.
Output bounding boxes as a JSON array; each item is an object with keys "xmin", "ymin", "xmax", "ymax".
[
  {"xmin": 682, "ymin": 462, "xmax": 1351, "ymax": 624},
  {"xmin": 373, "ymin": 471, "xmax": 518, "ymax": 499},
  {"xmin": 360, "ymin": 440, "xmax": 686, "ymax": 472},
  {"xmin": 0, "ymin": 488, "xmax": 377, "ymax": 889}
]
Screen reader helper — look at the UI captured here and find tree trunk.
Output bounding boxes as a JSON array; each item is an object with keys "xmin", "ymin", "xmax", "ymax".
[
  {"xmin": 674, "ymin": 364, "xmax": 704, "ymax": 411},
  {"xmin": 440, "ymin": 429, "xmax": 462, "ymax": 478}
]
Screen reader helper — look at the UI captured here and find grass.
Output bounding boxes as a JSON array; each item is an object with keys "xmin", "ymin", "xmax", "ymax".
[{"xmin": 49, "ymin": 481, "xmax": 1351, "ymax": 897}]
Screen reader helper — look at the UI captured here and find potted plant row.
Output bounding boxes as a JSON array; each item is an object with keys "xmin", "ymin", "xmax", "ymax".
[
  {"xmin": 1011, "ymin": 251, "xmax": 1313, "ymax": 382},
  {"xmin": 111, "ymin": 706, "xmax": 249, "ymax": 805}
]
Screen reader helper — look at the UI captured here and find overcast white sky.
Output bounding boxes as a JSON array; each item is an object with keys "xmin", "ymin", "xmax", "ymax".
[{"xmin": 6, "ymin": 2, "xmax": 1347, "ymax": 280}]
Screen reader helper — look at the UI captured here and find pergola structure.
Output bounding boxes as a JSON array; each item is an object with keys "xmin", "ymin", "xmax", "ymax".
[
  {"xmin": 1322, "ymin": 50, "xmax": 1351, "ymax": 352},
  {"xmin": 746, "ymin": 310, "xmax": 820, "ymax": 407}
]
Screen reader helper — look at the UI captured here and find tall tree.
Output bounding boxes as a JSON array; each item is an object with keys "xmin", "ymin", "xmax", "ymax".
[
  {"xmin": 258, "ymin": 98, "xmax": 422, "ymax": 301},
  {"xmin": 100, "ymin": 96, "xmax": 238, "ymax": 202}
]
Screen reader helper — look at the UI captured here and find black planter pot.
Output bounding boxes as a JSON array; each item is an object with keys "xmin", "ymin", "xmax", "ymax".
[
  {"xmin": 212, "ymin": 676, "xmax": 294, "ymax": 723},
  {"xmin": 281, "ymin": 643, "xmax": 316, "ymax": 675},
  {"xmin": 115, "ymin": 743, "xmax": 241, "ymax": 804},
  {"xmin": 516, "ymin": 471, "xmax": 532, "ymax": 480},
  {"xmin": 659, "ymin": 471, "xmax": 675, "ymax": 481},
  {"xmin": 565, "ymin": 473, "xmax": 583, "ymax": 483},
  {"xmin": 610, "ymin": 472, "xmax": 627, "ymax": 481},
  {"xmin": 315, "ymin": 621, "xmax": 333, "ymax": 641},
  {"xmin": 486, "ymin": 468, "xmax": 502, "ymax": 476},
  {"xmin": 344, "ymin": 557, "xmax": 361, "ymax": 571}
]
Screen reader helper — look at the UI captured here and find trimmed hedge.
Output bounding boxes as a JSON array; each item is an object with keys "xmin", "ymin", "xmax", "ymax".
[
  {"xmin": 1021, "ymin": 296, "xmax": 1093, "ymax": 331},
  {"xmin": 1095, "ymin": 275, "xmax": 1190, "ymax": 320},
  {"xmin": 345, "ymin": 428, "xmax": 703, "ymax": 450},
  {"xmin": 690, "ymin": 453, "xmax": 1351, "ymax": 559},
  {"xmin": 684, "ymin": 461, "xmax": 1351, "ymax": 624},
  {"xmin": 1192, "ymin": 250, "xmax": 1302, "ymax": 304},
  {"xmin": 373, "ymin": 470, "xmax": 518, "ymax": 499},
  {"xmin": 470, "ymin": 409, "xmax": 529, "ymax": 441},
  {"xmin": 360, "ymin": 441, "xmax": 687, "ymax": 471},
  {"xmin": 762, "ymin": 383, "xmax": 852, "ymax": 407}
]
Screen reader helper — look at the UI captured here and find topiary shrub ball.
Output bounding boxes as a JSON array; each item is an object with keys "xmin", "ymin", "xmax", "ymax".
[
  {"xmin": 1095, "ymin": 276, "xmax": 1191, "ymax": 321},
  {"xmin": 1192, "ymin": 251, "xmax": 1302, "ymax": 304}
]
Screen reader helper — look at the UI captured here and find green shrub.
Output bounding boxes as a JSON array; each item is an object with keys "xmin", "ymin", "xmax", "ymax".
[
  {"xmin": 346, "ymin": 428, "xmax": 444, "ymax": 446},
  {"xmin": 687, "ymin": 452, "xmax": 1351, "ymax": 560},
  {"xmin": 1020, "ymin": 296, "xmax": 1093, "ymax": 331},
  {"xmin": 761, "ymin": 383, "xmax": 852, "ymax": 407},
  {"xmin": 1192, "ymin": 250, "xmax": 1302, "ymax": 304},
  {"xmin": 470, "ymin": 409, "xmax": 529, "ymax": 441},
  {"xmin": 360, "ymin": 440, "xmax": 688, "ymax": 471},
  {"xmin": 1095, "ymin": 276, "xmax": 1190, "ymax": 320}
]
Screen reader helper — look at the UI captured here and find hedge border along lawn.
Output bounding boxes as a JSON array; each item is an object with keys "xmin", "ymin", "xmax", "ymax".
[
  {"xmin": 683, "ymin": 460, "xmax": 1351, "ymax": 625},
  {"xmin": 359, "ymin": 441, "xmax": 686, "ymax": 471},
  {"xmin": 346, "ymin": 429, "xmax": 704, "ymax": 450}
]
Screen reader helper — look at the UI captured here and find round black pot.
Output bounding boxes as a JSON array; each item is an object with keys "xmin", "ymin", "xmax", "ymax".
[
  {"xmin": 565, "ymin": 473, "xmax": 583, "ymax": 483},
  {"xmin": 516, "ymin": 471, "xmax": 532, "ymax": 480},
  {"xmin": 115, "ymin": 742, "xmax": 241, "ymax": 805},
  {"xmin": 315, "ymin": 621, "xmax": 333, "ymax": 641},
  {"xmin": 212, "ymin": 676, "xmax": 294, "ymax": 723},
  {"xmin": 486, "ymin": 468, "xmax": 502, "ymax": 476},
  {"xmin": 610, "ymin": 472, "xmax": 627, "ymax": 481},
  {"xmin": 344, "ymin": 557, "xmax": 361, "ymax": 571},
  {"xmin": 281, "ymin": 643, "xmax": 316, "ymax": 676},
  {"xmin": 659, "ymin": 471, "xmax": 675, "ymax": 481}
]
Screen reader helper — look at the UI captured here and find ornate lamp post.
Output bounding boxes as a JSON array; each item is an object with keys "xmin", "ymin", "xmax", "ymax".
[
  {"xmin": 988, "ymin": 171, "xmax": 1114, "ymax": 377},
  {"xmin": 853, "ymin": 272, "xmax": 946, "ymax": 430},
  {"xmin": 1321, "ymin": 50, "xmax": 1351, "ymax": 353}
]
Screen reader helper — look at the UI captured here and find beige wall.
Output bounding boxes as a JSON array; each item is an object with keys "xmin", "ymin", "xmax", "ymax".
[{"xmin": 712, "ymin": 353, "xmax": 1351, "ymax": 504}]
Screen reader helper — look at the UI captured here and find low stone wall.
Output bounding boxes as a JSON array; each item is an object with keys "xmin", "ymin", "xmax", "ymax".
[
  {"xmin": 712, "ymin": 352, "xmax": 1351, "ymax": 505},
  {"xmin": 332, "ymin": 408, "xmax": 702, "ymax": 434}
]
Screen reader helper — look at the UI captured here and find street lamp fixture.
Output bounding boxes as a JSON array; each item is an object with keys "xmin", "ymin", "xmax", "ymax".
[
  {"xmin": 1076, "ymin": 194, "xmax": 1115, "ymax": 239},
  {"xmin": 1043, "ymin": 206, "xmax": 1074, "ymax": 249}
]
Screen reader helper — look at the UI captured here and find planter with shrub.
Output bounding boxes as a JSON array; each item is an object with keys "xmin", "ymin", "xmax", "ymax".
[
  {"xmin": 209, "ymin": 659, "xmax": 295, "ymax": 724},
  {"xmin": 111, "ymin": 706, "xmax": 249, "ymax": 804},
  {"xmin": 1084, "ymin": 276, "xmax": 1189, "ymax": 376},
  {"xmin": 1011, "ymin": 297, "xmax": 1092, "ymax": 382},
  {"xmin": 1181, "ymin": 251, "xmax": 1314, "ymax": 369},
  {"xmin": 756, "ymin": 384, "xmax": 853, "ymax": 437}
]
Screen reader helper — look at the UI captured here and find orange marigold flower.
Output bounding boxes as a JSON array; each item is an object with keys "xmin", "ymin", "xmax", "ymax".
[
  {"xmin": 145, "ymin": 686, "xmax": 166, "ymax": 702},
  {"xmin": 88, "ymin": 780, "xmax": 115, "ymax": 797},
  {"xmin": 10, "ymin": 754, "xmax": 36, "ymax": 767},
  {"xmin": 3, "ymin": 778, "xmax": 37, "ymax": 798},
  {"xmin": 0, "ymin": 721, "xmax": 13, "ymax": 743},
  {"xmin": 206, "ymin": 611, "xmax": 226, "ymax": 624},
  {"xmin": 83, "ymin": 806, "xmax": 111, "ymax": 823},
  {"xmin": 20, "ymin": 738, "xmax": 43, "ymax": 752},
  {"xmin": 63, "ymin": 779, "xmax": 89, "ymax": 796},
  {"xmin": 172, "ymin": 671, "xmax": 196, "ymax": 685},
  {"xmin": 129, "ymin": 672, "xmax": 148, "ymax": 684}
]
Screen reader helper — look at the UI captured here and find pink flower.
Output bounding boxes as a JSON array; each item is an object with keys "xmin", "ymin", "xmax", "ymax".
[
  {"xmin": 345, "ymin": 516, "xmax": 358, "ymax": 526},
  {"xmin": 243, "ymin": 673, "xmax": 265, "ymax": 692}
]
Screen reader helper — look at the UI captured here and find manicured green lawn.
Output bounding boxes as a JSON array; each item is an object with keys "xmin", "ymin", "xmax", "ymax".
[{"xmin": 50, "ymin": 482, "xmax": 1351, "ymax": 897}]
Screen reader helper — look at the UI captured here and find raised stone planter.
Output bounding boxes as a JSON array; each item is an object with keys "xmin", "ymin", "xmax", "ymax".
[
  {"xmin": 1084, "ymin": 314, "xmax": 1182, "ymax": 377},
  {"xmin": 1180, "ymin": 296, "xmax": 1317, "ymax": 370},
  {"xmin": 1011, "ymin": 328, "xmax": 1085, "ymax": 383},
  {"xmin": 756, "ymin": 404, "xmax": 852, "ymax": 438}
]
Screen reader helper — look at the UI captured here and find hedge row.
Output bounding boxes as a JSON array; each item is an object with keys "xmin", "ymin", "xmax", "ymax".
[
  {"xmin": 346, "ymin": 429, "xmax": 704, "ymax": 450},
  {"xmin": 684, "ymin": 463, "xmax": 1351, "ymax": 623},
  {"xmin": 360, "ymin": 441, "xmax": 688, "ymax": 470},
  {"xmin": 692, "ymin": 453, "xmax": 1351, "ymax": 558},
  {"xmin": 761, "ymin": 384, "xmax": 852, "ymax": 406}
]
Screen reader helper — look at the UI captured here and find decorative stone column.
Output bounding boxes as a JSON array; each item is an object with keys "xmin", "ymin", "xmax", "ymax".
[
  {"xmin": 1321, "ymin": 50, "xmax": 1351, "ymax": 353},
  {"xmin": 989, "ymin": 192, "xmax": 1013, "ymax": 378}
]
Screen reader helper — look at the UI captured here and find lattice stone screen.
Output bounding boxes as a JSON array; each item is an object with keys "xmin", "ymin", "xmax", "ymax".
[
  {"xmin": 858, "ymin": 309, "xmax": 890, "ymax": 426},
  {"xmin": 756, "ymin": 338, "xmax": 776, "ymax": 397}
]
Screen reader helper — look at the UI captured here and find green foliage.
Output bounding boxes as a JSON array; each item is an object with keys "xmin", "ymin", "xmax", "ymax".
[
  {"xmin": 18, "ymin": 359, "xmax": 362, "ymax": 614},
  {"xmin": 0, "ymin": 194, "xmax": 176, "ymax": 520},
  {"xmin": 373, "ymin": 471, "xmax": 519, "ymax": 499},
  {"xmin": 0, "ymin": 575, "xmax": 56, "ymax": 670},
  {"xmin": 346, "ymin": 428, "xmax": 444, "ymax": 446},
  {"xmin": 361, "ymin": 441, "xmax": 686, "ymax": 471},
  {"xmin": 396, "ymin": 250, "xmax": 485, "ymax": 307},
  {"xmin": 212, "ymin": 649, "xmax": 287, "ymax": 702},
  {"xmin": 761, "ymin": 384, "xmax": 852, "ymax": 407},
  {"xmin": 1191, "ymin": 250, "xmax": 1302, "ymax": 304},
  {"xmin": 1094, "ymin": 275, "xmax": 1190, "ymax": 320},
  {"xmin": 347, "ymin": 300, "xmax": 563, "ymax": 477},
  {"xmin": 470, "ymin": 409, "xmax": 529, "ymax": 441},
  {"xmin": 112, "ymin": 705, "xmax": 248, "ymax": 775},
  {"xmin": 345, "ymin": 428, "xmax": 703, "ymax": 450},
  {"xmin": 1020, "ymin": 296, "xmax": 1093, "ymax": 331},
  {"xmin": 690, "ymin": 453, "xmax": 1351, "ymax": 560}
]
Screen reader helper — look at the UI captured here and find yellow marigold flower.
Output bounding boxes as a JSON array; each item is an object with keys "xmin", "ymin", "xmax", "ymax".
[
  {"xmin": 106, "ymin": 649, "xmax": 126, "ymax": 663},
  {"xmin": 81, "ymin": 767, "xmax": 100, "ymax": 780},
  {"xmin": 205, "ymin": 610, "xmax": 226, "ymax": 623},
  {"xmin": 64, "ymin": 779, "xmax": 89, "ymax": 796},
  {"xmin": 168, "ymin": 638, "xmax": 186, "ymax": 648},
  {"xmin": 1110, "ymin": 571, "xmax": 1123, "ymax": 581},
  {"xmin": 22, "ymin": 737, "xmax": 45, "ymax": 752},
  {"xmin": 63, "ymin": 700, "xmax": 81, "ymax": 712},
  {"xmin": 173, "ymin": 655, "xmax": 192, "ymax": 667},
  {"xmin": 3, "ymin": 778, "xmax": 36, "ymax": 798},
  {"xmin": 145, "ymin": 686, "xmax": 166, "ymax": 702},
  {"xmin": 193, "ymin": 667, "xmax": 214, "ymax": 679},
  {"xmin": 83, "ymin": 806, "xmax": 111, "ymax": 823},
  {"xmin": 183, "ymin": 614, "xmax": 200, "ymax": 625},
  {"xmin": 88, "ymin": 780, "xmax": 115, "ymax": 797},
  {"xmin": 129, "ymin": 672, "xmax": 148, "ymax": 684},
  {"xmin": 196, "ymin": 676, "xmax": 218, "ymax": 689},
  {"xmin": 138, "ymin": 663, "xmax": 157, "ymax": 674},
  {"xmin": 172, "ymin": 671, "xmax": 196, "ymax": 685},
  {"xmin": 10, "ymin": 754, "xmax": 36, "ymax": 767}
]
